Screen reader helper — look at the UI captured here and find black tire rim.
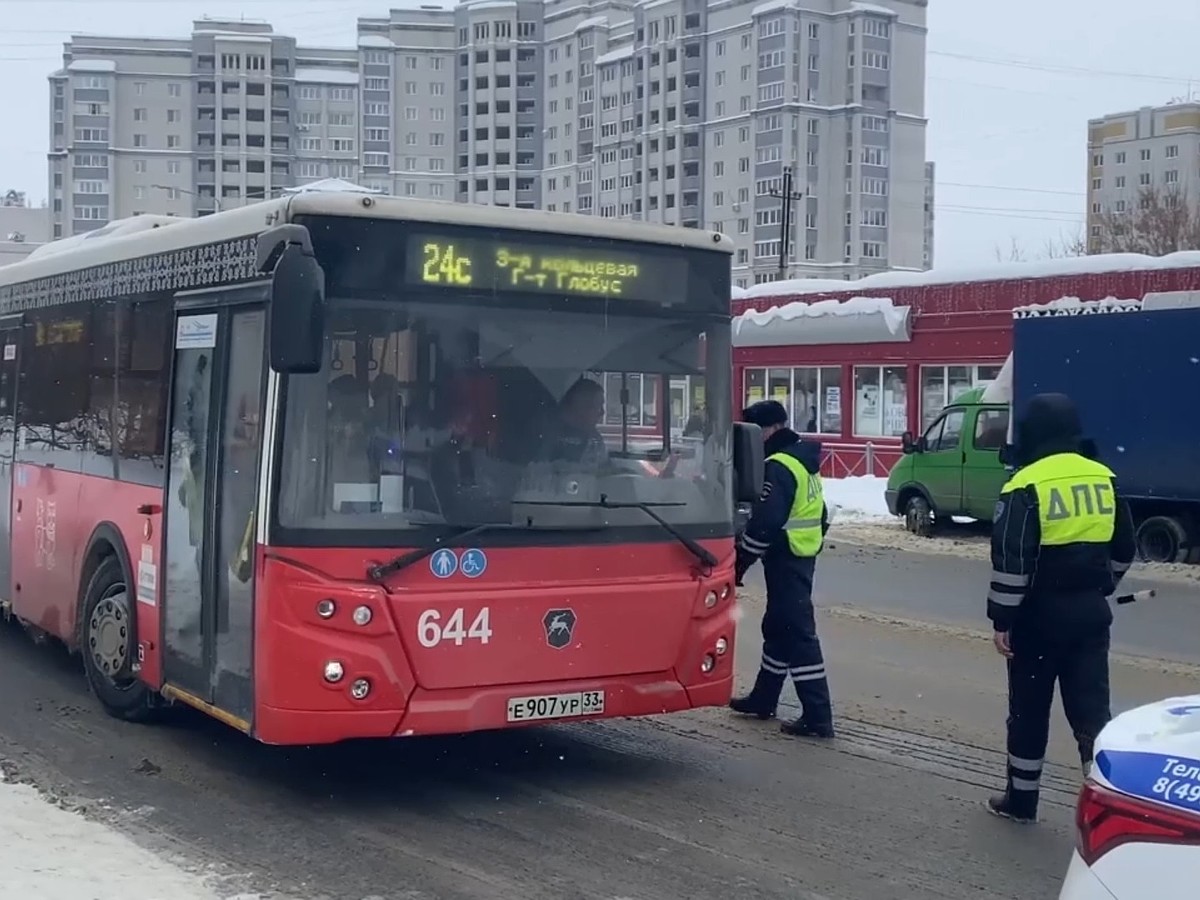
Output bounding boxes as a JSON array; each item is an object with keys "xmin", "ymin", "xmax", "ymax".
[{"xmin": 88, "ymin": 582, "xmax": 136, "ymax": 688}]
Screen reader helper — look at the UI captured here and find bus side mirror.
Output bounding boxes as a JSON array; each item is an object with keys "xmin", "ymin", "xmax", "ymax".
[
  {"xmin": 998, "ymin": 443, "xmax": 1016, "ymax": 467},
  {"xmin": 732, "ymin": 422, "xmax": 764, "ymax": 504},
  {"xmin": 258, "ymin": 225, "xmax": 326, "ymax": 375},
  {"xmin": 901, "ymin": 430, "xmax": 915, "ymax": 454}
]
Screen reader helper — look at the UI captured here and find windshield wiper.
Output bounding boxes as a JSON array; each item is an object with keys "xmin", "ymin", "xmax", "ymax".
[
  {"xmin": 516, "ymin": 495, "xmax": 719, "ymax": 568},
  {"xmin": 366, "ymin": 523, "xmax": 517, "ymax": 582}
]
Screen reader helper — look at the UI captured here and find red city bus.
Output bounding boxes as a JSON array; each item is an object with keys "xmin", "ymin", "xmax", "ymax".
[{"xmin": 0, "ymin": 192, "xmax": 761, "ymax": 745}]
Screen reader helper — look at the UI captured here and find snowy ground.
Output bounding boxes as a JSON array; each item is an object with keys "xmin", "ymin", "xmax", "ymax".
[
  {"xmin": 824, "ymin": 475, "xmax": 893, "ymax": 524},
  {"xmin": 822, "ymin": 476, "xmax": 1200, "ymax": 586},
  {"xmin": 0, "ymin": 767, "xmax": 224, "ymax": 900}
]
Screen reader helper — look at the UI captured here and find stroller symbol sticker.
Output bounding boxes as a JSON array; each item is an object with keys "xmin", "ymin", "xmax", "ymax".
[{"xmin": 543, "ymin": 609, "xmax": 577, "ymax": 650}]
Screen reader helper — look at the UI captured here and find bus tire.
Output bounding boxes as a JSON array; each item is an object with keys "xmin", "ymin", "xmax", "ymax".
[{"xmin": 79, "ymin": 554, "xmax": 156, "ymax": 723}]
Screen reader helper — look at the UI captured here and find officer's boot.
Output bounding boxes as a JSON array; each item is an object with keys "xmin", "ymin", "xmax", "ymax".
[
  {"xmin": 986, "ymin": 791, "xmax": 1038, "ymax": 824},
  {"xmin": 729, "ymin": 669, "xmax": 785, "ymax": 720},
  {"xmin": 1076, "ymin": 733, "xmax": 1096, "ymax": 779}
]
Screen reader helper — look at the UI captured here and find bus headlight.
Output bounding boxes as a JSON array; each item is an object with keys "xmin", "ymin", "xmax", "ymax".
[
  {"xmin": 715, "ymin": 637, "xmax": 728, "ymax": 655},
  {"xmin": 352, "ymin": 605, "xmax": 373, "ymax": 626},
  {"xmin": 700, "ymin": 654, "xmax": 715, "ymax": 673},
  {"xmin": 323, "ymin": 660, "xmax": 345, "ymax": 683},
  {"xmin": 350, "ymin": 679, "xmax": 371, "ymax": 700},
  {"xmin": 316, "ymin": 598, "xmax": 336, "ymax": 619},
  {"xmin": 719, "ymin": 583, "xmax": 732, "ymax": 600},
  {"xmin": 704, "ymin": 591, "xmax": 718, "ymax": 609}
]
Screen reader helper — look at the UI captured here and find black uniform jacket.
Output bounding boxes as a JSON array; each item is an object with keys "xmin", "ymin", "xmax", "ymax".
[{"xmin": 987, "ymin": 394, "xmax": 1137, "ymax": 643}]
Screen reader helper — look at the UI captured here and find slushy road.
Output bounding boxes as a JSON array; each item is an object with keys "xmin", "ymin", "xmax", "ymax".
[
  {"xmin": 744, "ymin": 523, "xmax": 1200, "ymax": 665},
  {"xmin": 0, "ymin": 558, "xmax": 1196, "ymax": 899}
]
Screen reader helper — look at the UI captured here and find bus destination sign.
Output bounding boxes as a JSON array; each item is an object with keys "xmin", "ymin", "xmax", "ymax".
[{"xmin": 406, "ymin": 232, "xmax": 686, "ymax": 301}]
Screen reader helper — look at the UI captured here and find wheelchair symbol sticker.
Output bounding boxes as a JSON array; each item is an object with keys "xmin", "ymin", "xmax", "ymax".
[
  {"xmin": 430, "ymin": 548, "xmax": 458, "ymax": 578},
  {"xmin": 460, "ymin": 548, "xmax": 487, "ymax": 579}
]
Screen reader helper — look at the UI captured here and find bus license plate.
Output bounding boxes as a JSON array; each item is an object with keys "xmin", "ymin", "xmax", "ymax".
[{"xmin": 506, "ymin": 690, "xmax": 605, "ymax": 723}]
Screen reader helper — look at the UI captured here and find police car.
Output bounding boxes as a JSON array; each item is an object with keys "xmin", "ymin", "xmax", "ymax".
[{"xmin": 1058, "ymin": 695, "xmax": 1200, "ymax": 899}]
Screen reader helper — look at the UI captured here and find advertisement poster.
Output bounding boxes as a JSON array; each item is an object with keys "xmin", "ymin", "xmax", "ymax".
[{"xmin": 824, "ymin": 386, "xmax": 840, "ymax": 416}]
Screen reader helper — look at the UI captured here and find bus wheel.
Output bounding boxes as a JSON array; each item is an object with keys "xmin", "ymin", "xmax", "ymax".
[
  {"xmin": 1136, "ymin": 516, "xmax": 1189, "ymax": 565},
  {"xmin": 80, "ymin": 555, "xmax": 156, "ymax": 723},
  {"xmin": 903, "ymin": 494, "xmax": 935, "ymax": 537}
]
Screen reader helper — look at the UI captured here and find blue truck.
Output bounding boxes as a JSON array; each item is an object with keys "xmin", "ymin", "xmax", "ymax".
[
  {"xmin": 1007, "ymin": 301, "xmax": 1200, "ymax": 563},
  {"xmin": 886, "ymin": 299, "xmax": 1200, "ymax": 563}
]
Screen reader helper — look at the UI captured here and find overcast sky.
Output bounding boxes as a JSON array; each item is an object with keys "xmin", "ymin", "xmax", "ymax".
[{"xmin": 2, "ymin": 0, "xmax": 1198, "ymax": 265}]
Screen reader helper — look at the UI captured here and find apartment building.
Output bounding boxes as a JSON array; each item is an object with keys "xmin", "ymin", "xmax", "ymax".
[
  {"xmin": 1086, "ymin": 100, "xmax": 1200, "ymax": 252},
  {"xmin": 47, "ymin": 0, "xmax": 931, "ymax": 282},
  {"xmin": 0, "ymin": 202, "xmax": 52, "ymax": 266}
]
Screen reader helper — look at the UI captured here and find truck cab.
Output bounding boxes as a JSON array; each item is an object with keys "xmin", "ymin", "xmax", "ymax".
[{"xmin": 884, "ymin": 388, "xmax": 1010, "ymax": 535}]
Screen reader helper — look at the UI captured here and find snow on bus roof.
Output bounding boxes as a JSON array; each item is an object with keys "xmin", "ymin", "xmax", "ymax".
[
  {"xmin": 731, "ymin": 251, "xmax": 1200, "ymax": 301},
  {"xmin": 0, "ymin": 194, "xmax": 734, "ymax": 288}
]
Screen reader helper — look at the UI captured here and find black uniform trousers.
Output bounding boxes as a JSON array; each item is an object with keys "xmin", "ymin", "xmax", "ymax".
[
  {"xmin": 749, "ymin": 552, "xmax": 833, "ymax": 725},
  {"xmin": 1005, "ymin": 625, "xmax": 1111, "ymax": 817}
]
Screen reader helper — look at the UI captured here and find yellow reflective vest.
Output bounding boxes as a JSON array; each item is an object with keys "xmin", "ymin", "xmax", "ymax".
[
  {"xmin": 766, "ymin": 451, "xmax": 825, "ymax": 557},
  {"xmin": 1001, "ymin": 453, "xmax": 1117, "ymax": 547}
]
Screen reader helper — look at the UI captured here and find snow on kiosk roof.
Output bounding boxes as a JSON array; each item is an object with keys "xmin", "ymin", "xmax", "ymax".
[
  {"xmin": 0, "ymin": 194, "xmax": 734, "ymax": 307},
  {"xmin": 731, "ymin": 251, "xmax": 1200, "ymax": 302}
]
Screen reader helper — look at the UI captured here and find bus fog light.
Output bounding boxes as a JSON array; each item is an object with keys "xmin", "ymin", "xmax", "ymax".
[
  {"xmin": 704, "ymin": 591, "xmax": 718, "ymax": 609},
  {"xmin": 350, "ymin": 679, "xmax": 371, "ymax": 700},
  {"xmin": 323, "ymin": 660, "xmax": 345, "ymax": 683},
  {"xmin": 700, "ymin": 654, "xmax": 715, "ymax": 673},
  {"xmin": 715, "ymin": 637, "xmax": 728, "ymax": 655},
  {"xmin": 352, "ymin": 605, "xmax": 373, "ymax": 626},
  {"xmin": 316, "ymin": 599, "xmax": 336, "ymax": 619}
]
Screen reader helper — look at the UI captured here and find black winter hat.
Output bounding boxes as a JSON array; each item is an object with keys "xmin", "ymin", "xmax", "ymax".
[{"xmin": 742, "ymin": 399, "xmax": 789, "ymax": 428}]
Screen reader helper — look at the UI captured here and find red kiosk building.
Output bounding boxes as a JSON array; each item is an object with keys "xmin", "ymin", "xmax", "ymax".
[{"xmin": 732, "ymin": 252, "xmax": 1200, "ymax": 477}]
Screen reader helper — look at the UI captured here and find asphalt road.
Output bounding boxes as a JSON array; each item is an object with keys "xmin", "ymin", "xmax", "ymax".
[
  {"xmin": 1, "ymin": 543, "xmax": 1198, "ymax": 900},
  {"xmin": 743, "ymin": 530, "xmax": 1200, "ymax": 665}
]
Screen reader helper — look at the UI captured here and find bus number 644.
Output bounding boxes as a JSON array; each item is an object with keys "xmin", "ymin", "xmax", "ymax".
[{"xmin": 417, "ymin": 608, "xmax": 493, "ymax": 648}]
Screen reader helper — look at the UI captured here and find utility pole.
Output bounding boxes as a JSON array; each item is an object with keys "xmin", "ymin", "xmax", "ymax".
[{"xmin": 769, "ymin": 166, "xmax": 804, "ymax": 275}]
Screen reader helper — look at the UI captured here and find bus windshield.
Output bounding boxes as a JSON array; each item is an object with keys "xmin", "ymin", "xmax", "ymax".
[{"xmin": 274, "ymin": 297, "xmax": 732, "ymax": 545}]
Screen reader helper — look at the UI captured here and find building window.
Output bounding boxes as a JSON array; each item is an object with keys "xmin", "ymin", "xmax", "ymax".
[
  {"xmin": 919, "ymin": 364, "xmax": 1004, "ymax": 429},
  {"xmin": 853, "ymin": 365, "xmax": 907, "ymax": 437},
  {"xmin": 742, "ymin": 367, "xmax": 843, "ymax": 434}
]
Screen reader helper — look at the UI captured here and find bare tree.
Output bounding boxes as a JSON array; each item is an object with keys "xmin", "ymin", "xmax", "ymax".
[
  {"xmin": 1089, "ymin": 186, "xmax": 1200, "ymax": 255},
  {"xmin": 993, "ymin": 229, "xmax": 1086, "ymax": 263}
]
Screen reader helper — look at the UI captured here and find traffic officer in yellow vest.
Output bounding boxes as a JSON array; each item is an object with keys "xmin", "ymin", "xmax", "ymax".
[
  {"xmin": 731, "ymin": 400, "xmax": 834, "ymax": 738},
  {"xmin": 986, "ymin": 393, "xmax": 1136, "ymax": 823}
]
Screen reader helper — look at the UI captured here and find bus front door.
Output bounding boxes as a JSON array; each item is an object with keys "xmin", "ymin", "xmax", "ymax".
[
  {"xmin": 161, "ymin": 304, "xmax": 267, "ymax": 727},
  {"xmin": 0, "ymin": 316, "xmax": 20, "ymax": 607}
]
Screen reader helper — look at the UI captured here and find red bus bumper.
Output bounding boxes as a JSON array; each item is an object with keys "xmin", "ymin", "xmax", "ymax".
[{"xmin": 250, "ymin": 545, "xmax": 737, "ymax": 746}]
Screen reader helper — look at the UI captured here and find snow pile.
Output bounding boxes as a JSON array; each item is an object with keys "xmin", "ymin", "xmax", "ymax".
[
  {"xmin": 730, "ymin": 251, "xmax": 1200, "ymax": 301},
  {"xmin": 0, "ymin": 773, "xmax": 221, "ymax": 900},
  {"xmin": 732, "ymin": 296, "xmax": 911, "ymax": 346},
  {"xmin": 824, "ymin": 476, "xmax": 893, "ymax": 524}
]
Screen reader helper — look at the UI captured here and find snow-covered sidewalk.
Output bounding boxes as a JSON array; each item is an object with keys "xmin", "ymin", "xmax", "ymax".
[
  {"xmin": 823, "ymin": 475, "xmax": 894, "ymax": 524},
  {"xmin": 0, "ymin": 769, "xmax": 221, "ymax": 900}
]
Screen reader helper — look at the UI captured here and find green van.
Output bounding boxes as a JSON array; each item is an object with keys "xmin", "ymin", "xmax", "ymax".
[{"xmin": 884, "ymin": 388, "xmax": 1010, "ymax": 535}]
